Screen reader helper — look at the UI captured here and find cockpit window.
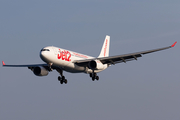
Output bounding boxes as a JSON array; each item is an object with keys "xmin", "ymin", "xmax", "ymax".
[{"xmin": 41, "ymin": 49, "xmax": 50, "ymax": 51}]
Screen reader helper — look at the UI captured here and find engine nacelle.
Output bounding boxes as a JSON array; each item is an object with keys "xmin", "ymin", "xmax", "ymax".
[
  {"xmin": 33, "ymin": 66, "xmax": 49, "ymax": 76},
  {"xmin": 88, "ymin": 60, "xmax": 104, "ymax": 70}
]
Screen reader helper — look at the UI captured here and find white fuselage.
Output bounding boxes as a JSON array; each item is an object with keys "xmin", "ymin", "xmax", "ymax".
[{"xmin": 40, "ymin": 46, "xmax": 108, "ymax": 74}]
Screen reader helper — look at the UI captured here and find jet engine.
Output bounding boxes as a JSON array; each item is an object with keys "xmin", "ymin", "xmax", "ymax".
[
  {"xmin": 88, "ymin": 60, "xmax": 104, "ymax": 70},
  {"xmin": 33, "ymin": 66, "xmax": 49, "ymax": 76}
]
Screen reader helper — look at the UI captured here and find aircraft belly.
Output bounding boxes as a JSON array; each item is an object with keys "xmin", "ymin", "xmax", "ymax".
[
  {"xmin": 50, "ymin": 60, "xmax": 85, "ymax": 73},
  {"xmin": 63, "ymin": 62, "xmax": 86, "ymax": 73}
]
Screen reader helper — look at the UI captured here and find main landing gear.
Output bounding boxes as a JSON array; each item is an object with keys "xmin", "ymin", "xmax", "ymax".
[
  {"xmin": 58, "ymin": 76, "xmax": 67, "ymax": 84},
  {"xmin": 90, "ymin": 73, "xmax": 99, "ymax": 81},
  {"xmin": 56, "ymin": 68, "xmax": 67, "ymax": 84}
]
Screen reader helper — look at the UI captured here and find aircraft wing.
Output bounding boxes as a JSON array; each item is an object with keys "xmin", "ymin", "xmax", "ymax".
[
  {"xmin": 2, "ymin": 62, "xmax": 47, "ymax": 67},
  {"xmin": 74, "ymin": 42, "xmax": 177, "ymax": 66},
  {"xmin": 2, "ymin": 61, "xmax": 49, "ymax": 68}
]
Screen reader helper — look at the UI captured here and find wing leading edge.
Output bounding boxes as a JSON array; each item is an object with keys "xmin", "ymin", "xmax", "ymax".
[
  {"xmin": 2, "ymin": 61, "xmax": 48, "ymax": 67},
  {"xmin": 74, "ymin": 42, "xmax": 177, "ymax": 66}
]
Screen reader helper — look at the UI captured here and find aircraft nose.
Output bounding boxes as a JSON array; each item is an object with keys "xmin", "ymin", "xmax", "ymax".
[
  {"xmin": 40, "ymin": 51, "xmax": 46, "ymax": 61},
  {"xmin": 40, "ymin": 49, "xmax": 50, "ymax": 62}
]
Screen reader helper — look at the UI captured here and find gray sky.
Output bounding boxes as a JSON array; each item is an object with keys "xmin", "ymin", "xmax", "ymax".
[{"xmin": 0, "ymin": 0, "xmax": 180, "ymax": 120}]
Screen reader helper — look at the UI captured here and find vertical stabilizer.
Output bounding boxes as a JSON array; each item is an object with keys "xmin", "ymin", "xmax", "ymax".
[{"xmin": 98, "ymin": 35, "xmax": 110, "ymax": 58}]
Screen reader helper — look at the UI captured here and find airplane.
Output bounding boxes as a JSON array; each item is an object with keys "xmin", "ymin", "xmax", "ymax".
[{"xmin": 2, "ymin": 35, "xmax": 177, "ymax": 84}]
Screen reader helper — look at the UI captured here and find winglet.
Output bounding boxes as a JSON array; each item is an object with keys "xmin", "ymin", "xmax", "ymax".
[
  {"xmin": 2, "ymin": 61, "xmax": 5, "ymax": 66},
  {"xmin": 171, "ymin": 41, "xmax": 177, "ymax": 47}
]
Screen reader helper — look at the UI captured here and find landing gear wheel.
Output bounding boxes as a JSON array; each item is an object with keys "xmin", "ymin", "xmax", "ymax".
[
  {"xmin": 90, "ymin": 72, "xmax": 100, "ymax": 81},
  {"xmin": 57, "ymin": 69, "xmax": 68, "ymax": 84},
  {"xmin": 96, "ymin": 76, "xmax": 99, "ymax": 80},
  {"xmin": 62, "ymin": 76, "xmax": 65, "ymax": 80},
  {"xmin": 58, "ymin": 76, "xmax": 68, "ymax": 84},
  {"xmin": 64, "ymin": 79, "xmax": 68, "ymax": 84},
  {"xmin": 60, "ymin": 80, "xmax": 63, "ymax": 84},
  {"xmin": 58, "ymin": 76, "xmax": 61, "ymax": 81}
]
